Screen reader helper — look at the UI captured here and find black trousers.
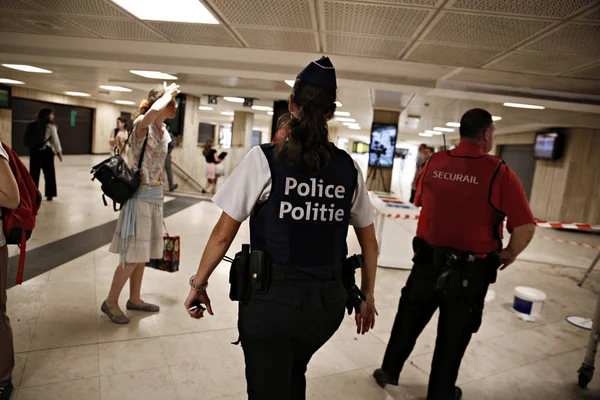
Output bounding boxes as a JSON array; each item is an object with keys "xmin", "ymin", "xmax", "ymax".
[
  {"xmin": 239, "ymin": 270, "xmax": 347, "ymax": 400},
  {"xmin": 30, "ymin": 148, "xmax": 57, "ymax": 198},
  {"xmin": 381, "ymin": 251, "xmax": 493, "ymax": 400}
]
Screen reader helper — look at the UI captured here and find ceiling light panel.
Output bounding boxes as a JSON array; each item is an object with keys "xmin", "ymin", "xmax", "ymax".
[
  {"xmin": 224, "ymin": 97, "xmax": 244, "ymax": 103},
  {"xmin": 100, "ymin": 85, "xmax": 132, "ymax": 92},
  {"xmin": 433, "ymin": 127, "xmax": 455, "ymax": 132},
  {"xmin": 334, "ymin": 111, "xmax": 351, "ymax": 117},
  {"xmin": 65, "ymin": 91, "xmax": 91, "ymax": 97},
  {"xmin": 336, "ymin": 117, "xmax": 355, "ymax": 123},
  {"xmin": 0, "ymin": 78, "xmax": 24, "ymax": 84},
  {"xmin": 252, "ymin": 105, "xmax": 273, "ymax": 111},
  {"xmin": 2, "ymin": 64, "xmax": 51, "ymax": 73},
  {"xmin": 503, "ymin": 102, "xmax": 545, "ymax": 109},
  {"xmin": 199, "ymin": 106, "xmax": 214, "ymax": 111},
  {"xmin": 110, "ymin": 0, "xmax": 219, "ymax": 24},
  {"xmin": 130, "ymin": 70, "xmax": 177, "ymax": 80},
  {"xmin": 115, "ymin": 100, "xmax": 136, "ymax": 105}
]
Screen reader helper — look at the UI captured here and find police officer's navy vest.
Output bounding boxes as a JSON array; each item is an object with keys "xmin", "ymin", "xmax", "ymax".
[
  {"xmin": 417, "ymin": 150, "xmax": 505, "ymax": 254},
  {"xmin": 250, "ymin": 143, "xmax": 358, "ymax": 273}
]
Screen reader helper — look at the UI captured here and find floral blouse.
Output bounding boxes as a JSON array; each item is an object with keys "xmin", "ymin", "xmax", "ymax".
[{"xmin": 130, "ymin": 119, "xmax": 171, "ymax": 187}]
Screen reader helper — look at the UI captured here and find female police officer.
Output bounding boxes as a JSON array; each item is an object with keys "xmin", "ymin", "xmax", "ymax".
[{"xmin": 184, "ymin": 56, "xmax": 379, "ymax": 399}]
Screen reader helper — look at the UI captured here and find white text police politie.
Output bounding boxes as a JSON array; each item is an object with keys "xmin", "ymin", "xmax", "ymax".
[{"xmin": 280, "ymin": 177, "xmax": 346, "ymax": 222}]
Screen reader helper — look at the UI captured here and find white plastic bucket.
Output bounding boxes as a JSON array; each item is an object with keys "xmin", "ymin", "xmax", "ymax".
[{"xmin": 513, "ymin": 286, "xmax": 547, "ymax": 320}]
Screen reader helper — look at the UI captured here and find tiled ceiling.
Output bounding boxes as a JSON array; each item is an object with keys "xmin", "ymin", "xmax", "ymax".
[{"xmin": 0, "ymin": 0, "xmax": 597, "ymax": 78}]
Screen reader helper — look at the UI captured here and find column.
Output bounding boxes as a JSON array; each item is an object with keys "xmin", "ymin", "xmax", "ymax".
[
  {"xmin": 271, "ymin": 100, "xmax": 289, "ymax": 140},
  {"xmin": 366, "ymin": 110, "xmax": 400, "ymax": 193},
  {"xmin": 329, "ymin": 126, "xmax": 339, "ymax": 146},
  {"xmin": 231, "ymin": 111, "xmax": 254, "ymax": 149}
]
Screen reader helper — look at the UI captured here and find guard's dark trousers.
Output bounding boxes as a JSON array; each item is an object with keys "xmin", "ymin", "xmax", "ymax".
[
  {"xmin": 30, "ymin": 147, "xmax": 57, "ymax": 198},
  {"xmin": 239, "ymin": 271, "xmax": 346, "ymax": 400},
  {"xmin": 381, "ymin": 248, "xmax": 493, "ymax": 400}
]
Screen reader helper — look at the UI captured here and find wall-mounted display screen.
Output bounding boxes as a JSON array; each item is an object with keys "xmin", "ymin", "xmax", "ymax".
[
  {"xmin": 534, "ymin": 131, "xmax": 565, "ymax": 160},
  {"xmin": 353, "ymin": 142, "xmax": 369, "ymax": 154},
  {"xmin": 0, "ymin": 86, "xmax": 11, "ymax": 109},
  {"xmin": 368, "ymin": 123, "xmax": 398, "ymax": 168},
  {"xmin": 164, "ymin": 93, "xmax": 186, "ymax": 136}
]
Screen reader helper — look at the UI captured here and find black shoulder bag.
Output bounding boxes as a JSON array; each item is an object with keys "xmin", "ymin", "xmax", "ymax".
[{"xmin": 91, "ymin": 130, "xmax": 148, "ymax": 212}]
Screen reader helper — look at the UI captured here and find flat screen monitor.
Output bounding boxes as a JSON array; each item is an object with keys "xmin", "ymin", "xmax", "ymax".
[
  {"xmin": 165, "ymin": 93, "xmax": 186, "ymax": 136},
  {"xmin": 534, "ymin": 131, "xmax": 565, "ymax": 160},
  {"xmin": 368, "ymin": 123, "xmax": 398, "ymax": 168},
  {"xmin": 0, "ymin": 86, "xmax": 11, "ymax": 109},
  {"xmin": 353, "ymin": 142, "xmax": 369, "ymax": 154}
]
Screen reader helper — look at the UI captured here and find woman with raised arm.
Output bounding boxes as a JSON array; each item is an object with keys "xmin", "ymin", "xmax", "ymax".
[{"xmin": 101, "ymin": 82, "xmax": 180, "ymax": 324}]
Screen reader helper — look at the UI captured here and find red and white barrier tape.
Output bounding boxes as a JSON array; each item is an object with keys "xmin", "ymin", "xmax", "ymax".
[
  {"xmin": 535, "ymin": 235, "xmax": 600, "ymax": 251},
  {"xmin": 535, "ymin": 221, "xmax": 600, "ymax": 231},
  {"xmin": 374, "ymin": 209, "xmax": 600, "ymax": 251}
]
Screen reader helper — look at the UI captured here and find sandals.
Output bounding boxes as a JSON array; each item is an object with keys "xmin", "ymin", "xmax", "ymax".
[
  {"xmin": 126, "ymin": 300, "xmax": 160, "ymax": 312},
  {"xmin": 101, "ymin": 301, "xmax": 130, "ymax": 324}
]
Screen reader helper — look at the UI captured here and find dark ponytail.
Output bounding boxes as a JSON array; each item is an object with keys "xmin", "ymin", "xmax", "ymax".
[{"xmin": 276, "ymin": 79, "xmax": 336, "ymax": 175}]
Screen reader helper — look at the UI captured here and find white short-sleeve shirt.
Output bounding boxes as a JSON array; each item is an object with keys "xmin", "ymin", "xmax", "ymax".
[
  {"xmin": 212, "ymin": 146, "xmax": 375, "ymax": 228},
  {"xmin": 0, "ymin": 143, "xmax": 9, "ymax": 247}
]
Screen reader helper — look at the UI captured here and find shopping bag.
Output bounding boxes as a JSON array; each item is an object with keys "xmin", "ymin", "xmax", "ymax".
[{"xmin": 146, "ymin": 222, "xmax": 180, "ymax": 273}]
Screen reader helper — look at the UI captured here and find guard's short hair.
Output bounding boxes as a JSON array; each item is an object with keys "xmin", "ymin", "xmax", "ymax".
[{"xmin": 459, "ymin": 109, "xmax": 493, "ymax": 139}]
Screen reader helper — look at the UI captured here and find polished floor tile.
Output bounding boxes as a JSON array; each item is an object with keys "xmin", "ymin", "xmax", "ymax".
[
  {"xmin": 98, "ymin": 337, "xmax": 168, "ymax": 375},
  {"xmin": 100, "ymin": 368, "xmax": 177, "ymax": 400},
  {"xmin": 5, "ymin": 156, "xmax": 600, "ymax": 400},
  {"xmin": 15, "ymin": 377, "xmax": 101, "ymax": 400},
  {"xmin": 20, "ymin": 344, "xmax": 99, "ymax": 388}
]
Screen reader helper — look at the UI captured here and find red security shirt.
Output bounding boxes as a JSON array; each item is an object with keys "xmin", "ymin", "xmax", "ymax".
[{"xmin": 415, "ymin": 141, "xmax": 535, "ymax": 254}]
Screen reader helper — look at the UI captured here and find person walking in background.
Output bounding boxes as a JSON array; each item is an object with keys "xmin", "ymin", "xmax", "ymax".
[
  {"xmin": 24, "ymin": 108, "xmax": 63, "ymax": 201},
  {"xmin": 109, "ymin": 117, "xmax": 129, "ymax": 156},
  {"xmin": 202, "ymin": 139, "xmax": 224, "ymax": 195},
  {"xmin": 101, "ymin": 82, "xmax": 180, "ymax": 325},
  {"xmin": 0, "ymin": 142, "xmax": 20, "ymax": 400},
  {"xmin": 164, "ymin": 122, "xmax": 178, "ymax": 192},
  {"xmin": 409, "ymin": 144, "xmax": 432, "ymax": 204}
]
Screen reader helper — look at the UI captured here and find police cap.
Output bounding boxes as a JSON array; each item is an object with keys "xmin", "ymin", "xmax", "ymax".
[{"xmin": 297, "ymin": 56, "xmax": 337, "ymax": 90}]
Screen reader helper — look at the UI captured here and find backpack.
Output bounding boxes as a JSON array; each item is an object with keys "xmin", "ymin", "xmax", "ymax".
[
  {"xmin": 23, "ymin": 121, "xmax": 50, "ymax": 150},
  {"xmin": 1, "ymin": 142, "xmax": 42, "ymax": 284},
  {"xmin": 91, "ymin": 131, "xmax": 148, "ymax": 211}
]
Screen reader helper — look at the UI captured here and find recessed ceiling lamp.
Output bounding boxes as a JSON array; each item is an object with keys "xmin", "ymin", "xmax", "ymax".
[
  {"xmin": 199, "ymin": 106, "xmax": 213, "ymax": 111},
  {"xmin": 446, "ymin": 122, "xmax": 460, "ymax": 127},
  {"xmin": 0, "ymin": 78, "xmax": 24, "ymax": 84},
  {"xmin": 224, "ymin": 96, "xmax": 244, "ymax": 103},
  {"xmin": 425, "ymin": 130, "xmax": 442, "ymax": 135},
  {"xmin": 130, "ymin": 70, "xmax": 177, "ymax": 80},
  {"xmin": 252, "ymin": 105, "xmax": 273, "ymax": 111},
  {"xmin": 492, "ymin": 116, "xmax": 502, "ymax": 121},
  {"xmin": 267, "ymin": 111, "xmax": 274, "ymax": 115},
  {"xmin": 343, "ymin": 122, "xmax": 359, "ymax": 127},
  {"xmin": 100, "ymin": 85, "xmax": 132, "ymax": 92},
  {"xmin": 419, "ymin": 132, "xmax": 433, "ymax": 137},
  {"xmin": 335, "ymin": 101, "xmax": 343, "ymax": 107},
  {"xmin": 2, "ymin": 64, "xmax": 51, "ymax": 73},
  {"xmin": 434, "ymin": 127, "xmax": 454, "ymax": 132},
  {"xmin": 349, "ymin": 126, "xmax": 361, "ymax": 130},
  {"xmin": 115, "ymin": 100, "xmax": 136, "ymax": 105},
  {"xmin": 335, "ymin": 117, "xmax": 355, "ymax": 123},
  {"xmin": 284, "ymin": 80, "xmax": 295, "ymax": 87},
  {"xmin": 221, "ymin": 111, "xmax": 234, "ymax": 116},
  {"xmin": 334, "ymin": 111, "xmax": 351, "ymax": 117},
  {"xmin": 111, "ymin": 0, "xmax": 218, "ymax": 24},
  {"xmin": 65, "ymin": 91, "xmax": 90, "ymax": 97},
  {"xmin": 503, "ymin": 102, "xmax": 544, "ymax": 110}
]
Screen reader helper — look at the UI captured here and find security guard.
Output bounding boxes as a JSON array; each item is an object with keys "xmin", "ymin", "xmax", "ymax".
[
  {"xmin": 184, "ymin": 56, "xmax": 379, "ymax": 400},
  {"xmin": 373, "ymin": 108, "xmax": 536, "ymax": 400}
]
